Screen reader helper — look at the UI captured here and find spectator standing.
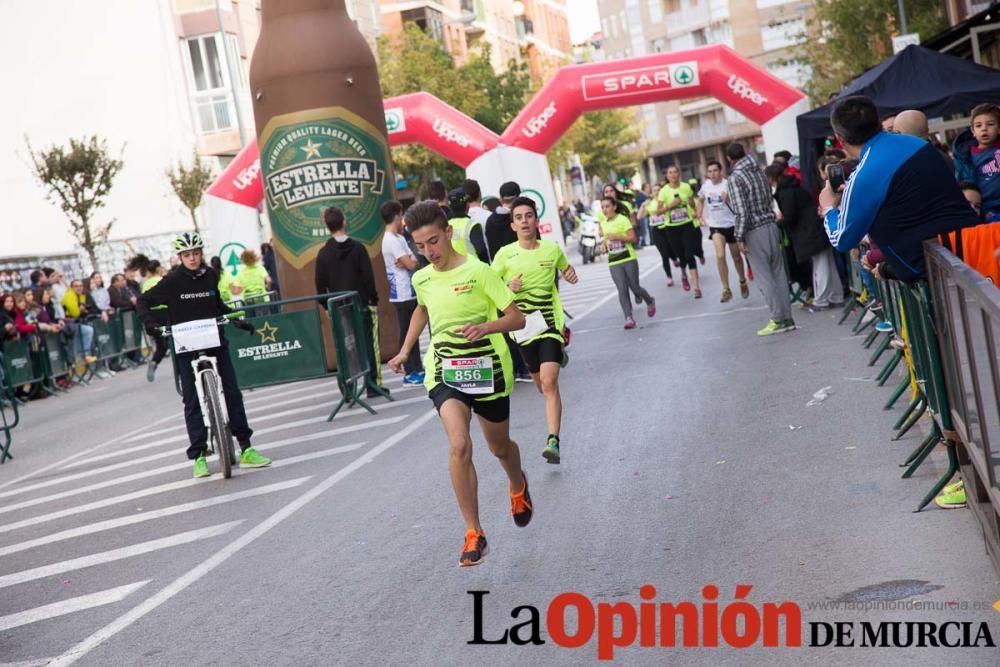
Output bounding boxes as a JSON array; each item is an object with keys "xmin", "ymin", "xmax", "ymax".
[
  {"xmin": 485, "ymin": 182, "xmax": 521, "ymax": 258},
  {"xmin": 29, "ymin": 270, "xmax": 47, "ymax": 290},
  {"xmin": 820, "ymin": 96, "xmax": 978, "ymax": 282},
  {"xmin": 766, "ymin": 164, "xmax": 844, "ymax": 310},
  {"xmin": 315, "ymin": 206, "xmax": 387, "ymax": 398},
  {"xmin": 447, "ymin": 188, "xmax": 491, "ymax": 264},
  {"xmin": 45, "ymin": 268, "xmax": 68, "ymax": 320},
  {"xmin": 60, "ymin": 279, "xmax": 97, "ymax": 363},
  {"xmin": 726, "ymin": 142, "xmax": 796, "ymax": 335},
  {"xmin": 88, "ymin": 272, "xmax": 112, "ymax": 316},
  {"xmin": 952, "ymin": 103, "xmax": 1000, "ymax": 222},
  {"xmin": 108, "ymin": 273, "xmax": 136, "ymax": 311},
  {"xmin": 27, "ymin": 289, "xmax": 62, "ymax": 335},
  {"xmin": 209, "ymin": 256, "xmax": 242, "ymax": 303},
  {"xmin": 464, "ymin": 179, "xmax": 491, "ymax": 227},
  {"xmin": 380, "ymin": 200, "xmax": 424, "ymax": 386},
  {"xmin": 1, "ymin": 294, "xmax": 18, "ymax": 342},
  {"xmin": 428, "ymin": 180, "xmax": 452, "ymax": 219},
  {"xmin": 261, "ymin": 242, "xmax": 280, "ymax": 298},
  {"xmin": 234, "ymin": 249, "xmax": 272, "ymax": 302}
]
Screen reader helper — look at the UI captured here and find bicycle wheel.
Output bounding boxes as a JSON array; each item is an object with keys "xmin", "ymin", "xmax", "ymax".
[{"xmin": 202, "ymin": 372, "xmax": 235, "ymax": 479}]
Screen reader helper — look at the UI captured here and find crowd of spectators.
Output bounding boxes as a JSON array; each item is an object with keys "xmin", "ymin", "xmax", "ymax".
[{"xmin": 1, "ymin": 241, "xmax": 281, "ymax": 399}]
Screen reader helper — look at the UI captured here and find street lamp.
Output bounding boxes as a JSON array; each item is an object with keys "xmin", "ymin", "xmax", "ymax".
[{"xmin": 513, "ymin": 1, "xmax": 525, "ymax": 17}]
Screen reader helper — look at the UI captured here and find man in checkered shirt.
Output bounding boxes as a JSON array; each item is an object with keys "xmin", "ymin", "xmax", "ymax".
[{"xmin": 726, "ymin": 142, "xmax": 796, "ymax": 336}]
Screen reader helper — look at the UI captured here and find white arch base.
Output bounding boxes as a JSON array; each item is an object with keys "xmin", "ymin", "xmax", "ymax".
[{"xmin": 466, "ymin": 146, "xmax": 565, "ymax": 248}]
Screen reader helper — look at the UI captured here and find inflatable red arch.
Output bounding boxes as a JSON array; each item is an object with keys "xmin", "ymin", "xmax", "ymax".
[{"xmin": 207, "ymin": 44, "xmax": 806, "ymax": 208}]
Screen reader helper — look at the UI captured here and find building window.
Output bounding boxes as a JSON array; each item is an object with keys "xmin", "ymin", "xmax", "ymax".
[
  {"xmin": 184, "ymin": 34, "xmax": 234, "ymax": 135},
  {"xmin": 760, "ymin": 17, "xmax": 806, "ymax": 51},
  {"xmin": 650, "ymin": 37, "xmax": 668, "ymax": 53},
  {"xmin": 648, "ymin": 0, "xmax": 663, "ymax": 22}
]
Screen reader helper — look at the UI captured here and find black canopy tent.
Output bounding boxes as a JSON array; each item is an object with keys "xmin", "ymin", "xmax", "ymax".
[{"xmin": 796, "ymin": 44, "xmax": 1000, "ymax": 192}]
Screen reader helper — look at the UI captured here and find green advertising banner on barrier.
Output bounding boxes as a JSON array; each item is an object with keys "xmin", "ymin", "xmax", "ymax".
[
  {"xmin": 2, "ymin": 340, "xmax": 36, "ymax": 387},
  {"xmin": 229, "ymin": 309, "xmax": 329, "ymax": 388},
  {"xmin": 44, "ymin": 333, "xmax": 68, "ymax": 378}
]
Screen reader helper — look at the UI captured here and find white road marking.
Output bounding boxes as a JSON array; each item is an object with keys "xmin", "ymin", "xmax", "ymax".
[
  {"xmin": 0, "ymin": 581, "xmax": 150, "ymax": 632},
  {"xmin": 1, "ymin": 413, "xmax": 408, "ymax": 502},
  {"xmin": 0, "ymin": 477, "xmax": 312, "ymax": 558},
  {"xmin": 0, "ymin": 444, "xmax": 365, "ymax": 534},
  {"xmin": 72, "ymin": 390, "xmax": 421, "ymax": 468},
  {"xmin": 0, "ymin": 412, "xmax": 178, "ymax": 494},
  {"xmin": 49, "ymin": 410, "xmax": 438, "ymax": 666},
  {"xmin": 0, "ymin": 522, "xmax": 241, "ymax": 590}
]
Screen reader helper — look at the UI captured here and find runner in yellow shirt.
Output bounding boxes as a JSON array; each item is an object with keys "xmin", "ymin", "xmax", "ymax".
[
  {"xmin": 388, "ymin": 201, "xmax": 532, "ymax": 567},
  {"xmin": 492, "ymin": 196, "xmax": 578, "ymax": 464},
  {"xmin": 599, "ymin": 196, "xmax": 656, "ymax": 329}
]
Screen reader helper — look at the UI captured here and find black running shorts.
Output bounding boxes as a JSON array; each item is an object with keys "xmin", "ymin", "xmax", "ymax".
[
  {"xmin": 428, "ymin": 384, "xmax": 510, "ymax": 423},
  {"xmin": 517, "ymin": 336, "xmax": 563, "ymax": 374},
  {"xmin": 710, "ymin": 226, "xmax": 736, "ymax": 244}
]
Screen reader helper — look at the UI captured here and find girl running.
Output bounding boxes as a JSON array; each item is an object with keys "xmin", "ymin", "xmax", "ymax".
[
  {"xmin": 638, "ymin": 181, "xmax": 676, "ymax": 286},
  {"xmin": 599, "ymin": 196, "xmax": 655, "ymax": 329},
  {"xmin": 657, "ymin": 166, "xmax": 703, "ymax": 298}
]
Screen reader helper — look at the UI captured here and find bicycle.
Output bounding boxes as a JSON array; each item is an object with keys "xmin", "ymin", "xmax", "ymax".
[{"xmin": 160, "ymin": 316, "xmax": 254, "ymax": 479}]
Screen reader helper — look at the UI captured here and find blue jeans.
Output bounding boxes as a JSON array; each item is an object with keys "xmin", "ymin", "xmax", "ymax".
[
  {"xmin": 75, "ymin": 322, "xmax": 94, "ymax": 357},
  {"xmin": 637, "ymin": 218, "xmax": 650, "ymax": 246}
]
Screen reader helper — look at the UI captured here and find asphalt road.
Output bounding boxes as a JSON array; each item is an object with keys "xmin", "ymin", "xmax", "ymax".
[{"xmin": 1, "ymin": 241, "xmax": 998, "ymax": 666}]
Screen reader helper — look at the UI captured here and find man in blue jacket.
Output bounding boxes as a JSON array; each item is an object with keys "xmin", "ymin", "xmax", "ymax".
[{"xmin": 819, "ymin": 96, "xmax": 977, "ymax": 282}]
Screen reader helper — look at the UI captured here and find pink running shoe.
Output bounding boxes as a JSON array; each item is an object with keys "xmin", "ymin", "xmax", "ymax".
[
  {"xmin": 646, "ymin": 298, "xmax": 656, "ymax": 317},
  {"xmin": 624, "ymin": 317, "xmax": 637, "ymax": 329}
]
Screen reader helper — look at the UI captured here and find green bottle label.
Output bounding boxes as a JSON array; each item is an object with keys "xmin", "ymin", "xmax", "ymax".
[{"xmin": 259, "ymin": 107, "xmax": 393, "ymax": 268}]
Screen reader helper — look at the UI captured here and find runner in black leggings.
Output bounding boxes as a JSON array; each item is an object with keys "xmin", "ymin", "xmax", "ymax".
[{"xmin": 638, "ymin": 181, "xmax": 675, "ymax": 286}]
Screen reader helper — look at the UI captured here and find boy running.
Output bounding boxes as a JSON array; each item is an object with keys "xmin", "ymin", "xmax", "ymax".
[
  {"xmin": 388, "ymin": 201, "xmax": 532, "ymax": 567},
  {"xmin": 491, "ymin": 197, "xmax": 578, "ymax": 464}
]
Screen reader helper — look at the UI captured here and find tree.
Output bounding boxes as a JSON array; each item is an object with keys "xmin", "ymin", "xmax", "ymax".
[
  {"xmin": 167, "ymin": 149, "xmax": 215, "ymax": 234},
  {"xmin": 795, "ymin": 0, "xmax": 948, "ymax": 103},
  {"xmin": 27, "ymin": 135, "xmax": 124, "ymax": 272},
  {"xmin": 548, "ymin": 109, "xmax": 646, "ymax": 186},
  {"xmin": 377, "ymin": 23, "xmax": 533, "ymax": 194}
]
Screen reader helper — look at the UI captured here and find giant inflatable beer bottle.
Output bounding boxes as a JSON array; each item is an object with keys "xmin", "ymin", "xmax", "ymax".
[{"xmin": 250, "ymin": 0, "xmax": 398, "ymax": 368}]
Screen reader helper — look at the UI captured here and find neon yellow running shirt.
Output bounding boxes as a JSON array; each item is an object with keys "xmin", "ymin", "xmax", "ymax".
[
  {"xmin": 599, "ymin": 213, "xmax": 637, "ymax": 266},
  {"xmin": 491, "ymin": 240, "xmax": 569, "ymax": 344},
  {"xmin": 657, "ymin": 182, "xmax": 696, "ymax": 227},
  {"xmin": 413, "ymin": 257, "xmax": 515, "ymax": 399}
]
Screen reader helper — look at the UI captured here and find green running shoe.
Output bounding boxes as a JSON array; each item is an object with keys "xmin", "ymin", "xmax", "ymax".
[
  {"xmin": 756, "ymin": 320, "xmax": 785, "ymax": 336},
  {"xmin": 239, "ymin": 447, "xmax": 271, "ymax": 468},
  {"xmin": 542, "ymin": 436, "xmax": 560, "ymax": 464},
  {"xmin": 934, "ymin": 485, "xmax": 966, "ymax": 509},
  {"xmin": 193, "ymin": 456, "xmax": 210, "ymax": 478},
  {"xmin": 942, "ymin": 479, "xmax": 964, "ymax": 496}
]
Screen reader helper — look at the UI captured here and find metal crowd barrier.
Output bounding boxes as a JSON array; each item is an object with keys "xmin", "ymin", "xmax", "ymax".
[
  {"xmin": 924, "ymin": 241, "xmax": 1000, "ymax": 575},
  {"xmin": 0, "ymin": 353, "xmax": 19, "ymax": 463}
]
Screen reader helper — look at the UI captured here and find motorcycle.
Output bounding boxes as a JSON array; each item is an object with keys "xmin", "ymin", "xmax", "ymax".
[{"xmin": 578, "ymin": 214, "xmax": 602, "ymax": 264}]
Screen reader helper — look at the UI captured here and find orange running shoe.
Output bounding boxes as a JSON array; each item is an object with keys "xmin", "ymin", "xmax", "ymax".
[
  {"xmin": 459, "ymin": 529, "xmax": 488, "ymax": 567},
  {"xmin": 510, "ymin": 471, "xmax": 534, "ymax": 528}
]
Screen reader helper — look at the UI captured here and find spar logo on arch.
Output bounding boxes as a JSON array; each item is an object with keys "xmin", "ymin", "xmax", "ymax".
[{"xmin": 582, "ymin": 61, "xmax": 700, "ymax": 101}]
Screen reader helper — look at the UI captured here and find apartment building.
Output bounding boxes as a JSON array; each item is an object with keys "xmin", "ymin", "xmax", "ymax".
[
  {"xmin": 380, "ymin": 0, "xmax": 570, "ymax": 81},
  {"xmin": 597, "ymin": 0, "xmax": 813, "ymax": 182},
  {"xmin": 1, "ymin": 0, "xmax": 382, "ymax": 258}
]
